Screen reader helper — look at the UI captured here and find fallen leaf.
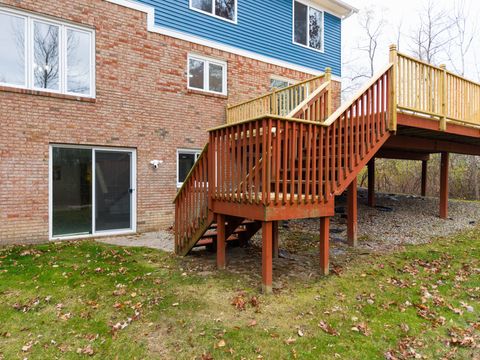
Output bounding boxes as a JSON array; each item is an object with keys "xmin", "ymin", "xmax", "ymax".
[{"xmin": 318, "ymin": 321, "xmax": 339, "ymax": 336}]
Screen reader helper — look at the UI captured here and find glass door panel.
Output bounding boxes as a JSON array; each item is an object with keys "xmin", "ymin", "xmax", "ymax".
[
  {"xmin": 94, "ymin": 151, "xmax": 132, "ymax": 232},
  {"xmin": 52, "ymin": 147, "xmax": 92, "ymax": 236}
]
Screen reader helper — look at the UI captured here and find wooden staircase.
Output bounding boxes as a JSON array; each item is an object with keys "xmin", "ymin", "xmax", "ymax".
[
  {"xmin": 172, "ymin": 46, "xmax": 480, "ymax": 291},
  {"xmin": 174, "ymin": 63, "xmax": 394, "ymax": 257}
]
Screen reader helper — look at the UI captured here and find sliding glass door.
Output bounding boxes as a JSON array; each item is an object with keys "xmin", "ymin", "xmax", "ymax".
[
  {"xmin": 51, "ymin": 146, "xmax": 136, "ymax": 238},
  {"xmin": 52, "ymin": 148, "xmax": 93, "ymax": 237},
  {"xmin": 94, "ymin": 151, "xmax": 132, "ymax": 232}
]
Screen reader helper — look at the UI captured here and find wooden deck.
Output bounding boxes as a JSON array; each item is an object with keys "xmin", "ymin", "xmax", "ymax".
[{"xmin": 174, "ymin": 46, "xmax": 480, "ymax": 292}]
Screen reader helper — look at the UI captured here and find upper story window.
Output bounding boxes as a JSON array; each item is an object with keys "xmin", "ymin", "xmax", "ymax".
[
  {"xmin": 190, "ymin": 0, "xmax": 237, "ymax": 23},
  {"xmin": 188, "ymin": 54, "xmax": 227, "ymax": 95},
  {"xmin": 293, "ymin": 1, "xmax": 324, "ymax": 52},
  {"xmin": 0, "ymin": 8, "xmax": 95, "ymax": 98}
]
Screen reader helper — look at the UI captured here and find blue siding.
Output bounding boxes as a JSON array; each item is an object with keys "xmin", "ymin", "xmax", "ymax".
[{"xmin": 137, "ymin": 0, "xmax": 342, "ymax": 76}]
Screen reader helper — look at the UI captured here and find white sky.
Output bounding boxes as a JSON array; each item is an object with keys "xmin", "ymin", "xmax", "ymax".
[{"xmin": 341, "ymin": 0, "xmax": 480, "ymax": 89}]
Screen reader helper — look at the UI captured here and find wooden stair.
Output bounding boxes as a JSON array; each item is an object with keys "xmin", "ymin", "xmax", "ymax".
[{"xmin": 174, "ymin": 63, "xmax": 394, "ymax": 256}]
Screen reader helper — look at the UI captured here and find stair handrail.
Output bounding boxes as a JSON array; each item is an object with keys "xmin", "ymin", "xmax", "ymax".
[
  {"xmin": 322, "ymin": 63, "xmax": 395, "ymax": 128},
  {"xmin": 287, "ymin": 81, "xmax": 331, "ymax": 120},
  {"xmin": 226, "ymin": 71, "xmax": 329, "ymax": 124}
]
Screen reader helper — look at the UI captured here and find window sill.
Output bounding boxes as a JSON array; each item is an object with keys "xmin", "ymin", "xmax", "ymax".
[
  {"xmin": 187, "ymin": 88, "xmax": 228, "ymax": 99},
  {"xmin": 0, "ymin": 85, "xmax": 96, "ymax": 103}
]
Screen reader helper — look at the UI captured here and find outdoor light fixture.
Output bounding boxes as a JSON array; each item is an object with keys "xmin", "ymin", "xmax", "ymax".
[{"xmin": 150, "ymin": 160, "xmax": 163, "ymax": 169}]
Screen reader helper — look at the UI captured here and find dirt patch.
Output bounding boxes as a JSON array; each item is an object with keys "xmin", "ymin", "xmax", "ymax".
[{"xmin": 182, "ymin": 191, "xmax": 480, "ymax": 287}]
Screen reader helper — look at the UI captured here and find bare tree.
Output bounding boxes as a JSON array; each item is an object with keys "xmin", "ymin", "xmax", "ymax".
[
  {"xmin": 408, "ymin": 0, "xmax": 452, "ymax": 64},
  {"xmin": 342, "ymin": 7, "xmax": 385, "ymax": 100},
  {"xmin": 357, "ymin": 7, "xmax": 385, "ymax": 77},
  {"xmin": 446, "ymin": 0, "xmax": 475, "ymax": 76}
]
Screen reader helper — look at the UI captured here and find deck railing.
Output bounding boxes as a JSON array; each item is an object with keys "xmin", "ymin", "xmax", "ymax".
[
  {"xmin": 174, "ymin": 144, "xmax": 211, "ymax": 255},
  {"xmin": 394, "ymin": 48, "xmax": 480, "ymax": 128},
  {"xmin": 226, "ymin": 69, "xmax": 331, "ymax": 124},
  {"xmin": 208, "ymin": 64, "xmax": 392, "ymax": 207}
]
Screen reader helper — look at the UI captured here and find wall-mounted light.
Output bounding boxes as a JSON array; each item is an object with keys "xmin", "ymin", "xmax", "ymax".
[{"xmin": 150, "ymin": 160, "xmax": 163, "ymax": 169}]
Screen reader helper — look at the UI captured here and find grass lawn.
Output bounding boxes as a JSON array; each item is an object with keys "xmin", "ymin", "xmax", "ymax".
[{"xmin": 0, "ymin": 229, "xmax": 479, "ymax": 359}]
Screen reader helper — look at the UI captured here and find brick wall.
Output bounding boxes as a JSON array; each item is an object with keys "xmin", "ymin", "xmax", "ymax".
[{"xmin": 0, "ymin": 0, "xmax": 341, "ymax": 244}]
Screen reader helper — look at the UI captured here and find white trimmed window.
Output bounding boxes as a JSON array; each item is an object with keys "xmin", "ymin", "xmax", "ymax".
[
  {"xmin": 0, "ymin": 7, "xmax": 95, "ymax": 97},
  {"xmin": 270, "ymin": 76, "xmax": 294, "ymax": 90},
  {"xmin": 190, "ymin": 0, "xmax": 237, "ymax": 23},
  {"xmin": 188, "ymin": 54, "xmax": 227, "ymax": 95},
  {"xmin": 293, "ymin": 0, "xmax": 324, "ymax": 52},
  {"xmin": 177, "ymin": 149, "xmax": 202, "ymax": 187}
]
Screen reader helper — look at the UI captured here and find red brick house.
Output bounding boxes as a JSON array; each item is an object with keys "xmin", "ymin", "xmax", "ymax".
[{"xmin": 0, "ymin": 0, "xmax": 353, "ymax": 243}]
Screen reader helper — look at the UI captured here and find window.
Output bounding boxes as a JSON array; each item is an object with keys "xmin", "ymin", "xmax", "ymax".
[
  {"xmin": 177, "ymin": 149, "xmax": 202, "ymax": 187},
  {"xmin": 270, "ymin": 77, "xmax": 294, "ymax": 90},
  {"xmin": 293, "ymin": 1, "xmax": 324, "ymax": 52},
  {"xmin": 190, "ymin": 0, "xmax": 237, "ymax": 23},
  {"xmin": 188, "ymin": 55, "xmax": 227, "ymax": 95},
  {"xmin": 0, "ymin": 8, "xmax": 95, "ymax": 97},
  {"xmin": 0, "ymin": 12, "xmax": 26, "ymax": 86}
]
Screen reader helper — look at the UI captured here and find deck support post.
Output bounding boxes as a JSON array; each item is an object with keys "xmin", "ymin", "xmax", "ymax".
[
  {"xmin": 272, "ymin": 221, "xmax": 279, "ymax": 258},
  {"xmin": 347, "ymin": 177, "xmax": 358, "ymax": 247},
  {"xmin": 440, "ymin": 152, "xmax": 449, "ymax": 219},
  {"xmin": 319, "ymin": 217, "xmax": 330, "ymax": 276},
  {"xmin": 262, "ymin": 221, "xmax": 273, "ymax": 294},
  {"xmin": 216, "ymin": 214, "xmax": 226, "ymax": 270},
  {"xmin": 421, "ymin": 160, "xmax": 428, "ymax": 197},
  {"xmin": 368, "ymin": 158, "xmax": 376, "ymax": 207}
]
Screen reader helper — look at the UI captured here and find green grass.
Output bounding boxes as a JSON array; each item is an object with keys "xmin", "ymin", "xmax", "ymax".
[{"xmin": 0, "ymin": 229, "xmax": 479, "ymax": 359}]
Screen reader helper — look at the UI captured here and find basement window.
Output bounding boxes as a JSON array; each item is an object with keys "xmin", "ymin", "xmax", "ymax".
[
  {"xmin": 293, "ymin": 0, "xmax": 324, "ymax": 52},
  {"xmin": 0, "ymin": 7, "xmax": 95, "ymax": 97},
  {"xmin": 188, "ymin": 54, "xmax": 227, "ymax": 95},
  {"xmin": 190, "ymin": 0, "xmax": 237, "ymax": 23},
  {"xmin": 177, "ymin": 149, "xmax": 202, "ymax": 188}
]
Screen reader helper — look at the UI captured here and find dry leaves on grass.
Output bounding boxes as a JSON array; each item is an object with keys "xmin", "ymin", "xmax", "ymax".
[
  {"xmin": 76, "ymin": 344, "xmax": 95, "ymax": 356},
  {"xmin": 447, "ymin": 327, "xmax": 478, "ymax": 348},
  {"xmin": 351, "ymin": 322, "xmax": 371, "ymax": 336},
  {"xmin": 318, "ymin": 321, "xmax": 339, "ymax": 336},
  {"xmin": 231, "ymin": 292, "xmax": 260, "ymax": 312}
]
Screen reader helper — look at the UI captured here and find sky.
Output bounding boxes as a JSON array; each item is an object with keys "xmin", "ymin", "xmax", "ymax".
[{"xmin": 340, "ymin": 0, "xmax": 480, "ymax": 92}]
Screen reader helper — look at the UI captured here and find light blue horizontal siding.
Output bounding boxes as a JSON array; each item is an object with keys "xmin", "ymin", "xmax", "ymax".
[{"xmin": 136, "ymin": 0, "xmax": 342, "ymax": 76}]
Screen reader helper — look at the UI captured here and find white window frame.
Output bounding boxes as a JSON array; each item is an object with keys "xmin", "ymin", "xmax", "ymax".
[
  {"xmin": 0, "ymin": 7, "xmax": 95, "ymax": 98},
  {"xmin": 48, "ymin": 144, "xmax": 137, "ymax": 241},
  {"xmin": 187, "ymin": 54, "xmax": 227, "ymax": 95},
  {"xmin": 177, "ymin": 148, "xmax": 202, "ymax": 188},
  {"xmin": 270, "ymin": 75, "xmax": 295, "ymax": 90},
  {"xmin": 292, "ymin": 0, "xmax": 325, "ymax": 53},
  {"xmin": 189, "ymin": 0, "xmax": 238, "ymax": 24}
]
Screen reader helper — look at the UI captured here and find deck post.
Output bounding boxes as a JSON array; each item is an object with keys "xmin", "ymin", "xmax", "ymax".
[
  {"xmin": 439, "ymin": 64, "xmax": 447, "ymax": 132},
  {"xmin": 325, "ymin": 67, "xmax": 332, "ymax": 116},
  {"xmin": 347, "ymin": 177, "xmax": 358, "ymax": 247},
  {"xmin": 319, "ymin": 217, "xmax": 330, "ymax": 275},
  {"xmin": 440, "ymin": 152, "xmax": 449, "ymax": 219},
  {"xmin": 272, "ymin": 221, "xmax": 279, "ymax": 258},
  {"xmin": 421, "ymin": 160, "xmax": 428, "ymax": 197},
  {"xmin": 262, "ymin": 221, "xmax": 273, "ymax": 294},
  {"xmin": 216, "ymin": 213, "xmax": 226, "ymax": 270},
  {"xmin": 388, "ymin": 44, "xmax": 398, "ymax": 132},
  {"xmin": 368, "ymin": 158, "xmax": 376, "ymax": 207}
]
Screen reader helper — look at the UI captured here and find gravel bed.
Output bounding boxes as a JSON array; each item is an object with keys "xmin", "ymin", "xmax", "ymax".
[{"xmin": 284, "ymin": 188, "xmax": 480, "ymax": 250}]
